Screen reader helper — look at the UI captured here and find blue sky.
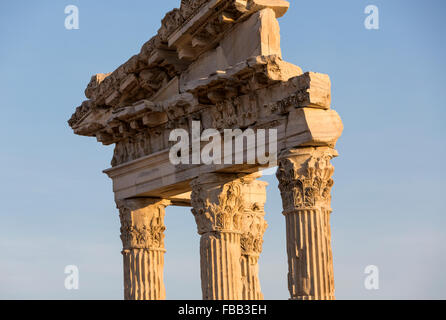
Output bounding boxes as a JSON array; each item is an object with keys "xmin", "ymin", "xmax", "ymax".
[{"xmin": 0, "ymin": 0, "xmax": 445, "ymax": 299}]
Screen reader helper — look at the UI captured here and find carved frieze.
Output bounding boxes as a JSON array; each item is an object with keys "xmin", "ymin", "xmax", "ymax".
[{"xmin": 106, "ymin": 68, "xmax": 337, "ymax": 166}]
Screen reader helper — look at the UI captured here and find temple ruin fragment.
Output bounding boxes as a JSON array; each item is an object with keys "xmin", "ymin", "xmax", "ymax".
[{"xmin": 68, "ymin": 0, "xmax": 343, "ymax": 300}]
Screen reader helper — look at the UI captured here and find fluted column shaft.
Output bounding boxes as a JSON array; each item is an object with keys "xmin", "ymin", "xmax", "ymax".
[
  {"xmin": 240, "ymin": 255, "xmax": 262, "ymax": 299},
  {"xmin": 121, "ymin": 248, "xmax": 166, "ymax": 300},
  {"xmin": 191, "ymin": 172, "xmax": 267, "ymax": 300},
  {"xmin": 277, "ymin": 147, "xmax": 337, "ymax": 300},
  {"xmin": 117, "ymin": 198, "xmax": 170, "ymax": 300},
  {"xmin": 199, "ymin": 231, "xmax": 242, "ymax": 300}
]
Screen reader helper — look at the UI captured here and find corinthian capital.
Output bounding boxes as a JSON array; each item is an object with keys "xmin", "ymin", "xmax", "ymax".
[
  {"xmin": 191, "ymin": 173, "xmax": 246, "ymax": 235},
  {"xmin": 191, "ymin": 173, "xmax": 267, "ymax": 235},
  {"xmin": 239, "ymin": 180, "xmax": 268, "ymax": 256},
  {"xmin": 117, "ymin": 198, "xmax": 171, "ymax": 250},
  {"xmin": 277, "ymin": 147, "xmax": 337, "ymax": 213},
  {"xmin": 240, "ymin": 210, "xmax": 268, "ymax": 256}
]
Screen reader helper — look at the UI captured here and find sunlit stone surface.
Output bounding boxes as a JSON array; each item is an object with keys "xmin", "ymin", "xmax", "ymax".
[{"xmin": 68, "ymin": 0, "xmax": 343, "ymax": 300}]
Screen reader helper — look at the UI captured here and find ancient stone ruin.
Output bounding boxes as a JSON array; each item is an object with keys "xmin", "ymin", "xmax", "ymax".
[{"xmin": 68, "ymin": 0, "xmax": 343, "ymax": 300}]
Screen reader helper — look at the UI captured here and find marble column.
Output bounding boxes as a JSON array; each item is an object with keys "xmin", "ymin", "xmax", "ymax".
[
  {"xmin": 276, "ymin": 147, "xmax": 337, "ymax": 300},
  {"xmin": 240, "ymin": 178, "xmax": 268, "ymax": 300},
  {"xmin": 117, "ymin": 198, "xmax": 171, "ymax": 300},
  {"xmin": 191, "ymin": 172, "xmax": 267, "ymax": 300}
]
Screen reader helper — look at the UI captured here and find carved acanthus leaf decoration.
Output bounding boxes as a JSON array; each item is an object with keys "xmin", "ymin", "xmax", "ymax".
[
  {"xmin": 277, "ymin": 150, "xmax": 335, "ymax": 212},
  {"xmin": 191, "ymin": 179, "xmax": 245, "ymax": 234},
  {"xmin": 240, "ymin": 206, "xmax": 268, "ymax": 255},
  {"xmin": 118, "ymin": 199, "xmax": 170, "ymax": 250}
]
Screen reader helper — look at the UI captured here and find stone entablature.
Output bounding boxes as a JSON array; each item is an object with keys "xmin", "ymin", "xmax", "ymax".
[{"xmin": 68, "ymin": 1, "xmax": 291, "ymax": 131}]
